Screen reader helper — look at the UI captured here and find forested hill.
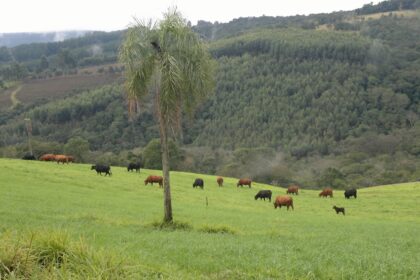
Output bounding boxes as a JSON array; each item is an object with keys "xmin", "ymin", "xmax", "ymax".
[
  {"xmin": 1, "ymin": 1, "xmax": 419, "ymax": 187},
  {"xmin": 191, "ymin": 19, "xmax": 419, "ymax": 153}
]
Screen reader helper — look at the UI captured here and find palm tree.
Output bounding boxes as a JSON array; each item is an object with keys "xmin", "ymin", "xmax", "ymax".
[{"xmin": 119, "ymin": 9, "xmax": 214, "ymax": 223}]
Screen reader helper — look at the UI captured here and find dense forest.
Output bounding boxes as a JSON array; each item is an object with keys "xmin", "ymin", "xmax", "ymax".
[{"xmin": 0, "ymin": 0, "xmax": 419, "ymax": 188}]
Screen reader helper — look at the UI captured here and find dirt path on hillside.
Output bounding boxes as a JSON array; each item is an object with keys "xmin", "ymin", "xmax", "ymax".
[{"xmin": 10, "ymin": 85, "xmax": 22, "ymax": 108}]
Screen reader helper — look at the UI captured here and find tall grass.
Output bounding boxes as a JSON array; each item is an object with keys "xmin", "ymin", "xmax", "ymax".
[{"xmin": 0, "ymin": 230, "xmax": 138, "ymax": 279}]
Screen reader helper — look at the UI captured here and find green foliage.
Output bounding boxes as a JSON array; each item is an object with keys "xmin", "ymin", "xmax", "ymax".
[
  {"xmin": 317, "ymin": 167, "xmax": 347, "ymax": 189},
  {"xmin": 0, "ymin": 230, "xmax": 137, "ymax": 279},
  {"xmin": 143, "ymin": 138, "xmax": 184, "ymax": 170},
  {"xmin": 64, "ymin": 137, "xmax": 90, "ymax": 162},
  {"xmin": 356, "ymin": 0, "xmax": 420, "ymax": 15}
]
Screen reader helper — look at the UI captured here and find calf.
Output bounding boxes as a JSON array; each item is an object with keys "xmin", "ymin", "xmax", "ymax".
[
  {"xmin": 333, "ymin": 206, "xmax": 345, "ymax": 215},
  {"xmin": 273, "ymin": 195, "xmax": 294, "ymax": 210},
  {"xmin": 91, "ymin": 164, "xmax": 112, "ymax": 176},
  {"xmin": 193, "ymin": 178, "xmax": 204, "ymax": 189},
  {"xmin": 344, "ymin": 188, "xmax": 357, "ymax": 199},
  {"xmin": 255, "ymin": 190, "xmax": 272, "ymax": 202},
  {"xmin": 127, "ymin": 162, "xmax": 141, "ymax": 172}
]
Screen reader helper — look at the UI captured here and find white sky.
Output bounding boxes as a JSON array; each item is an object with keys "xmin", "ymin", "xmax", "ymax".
[{"xmin": 0, "ymin": 0, "xmax": 381, "ymax": 33}]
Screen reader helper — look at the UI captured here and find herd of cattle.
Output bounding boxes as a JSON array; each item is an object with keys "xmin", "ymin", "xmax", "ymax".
[
  {"xmin": 27, "ymin": 154, "xmax": 358, "ymax": 215},
  {"xmin": 23, "ymin": 153, "xmax": 75, "ymax": 163}
]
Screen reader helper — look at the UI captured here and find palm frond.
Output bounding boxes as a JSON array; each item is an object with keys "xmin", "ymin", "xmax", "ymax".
[{"xmin": 119, "ymin": 8, "xmax": 215, "ymax": 130}]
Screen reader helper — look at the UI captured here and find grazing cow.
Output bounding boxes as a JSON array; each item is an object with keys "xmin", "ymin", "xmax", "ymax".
[
  {"xmin": 255, "ymin": 190, "xmax": 272, "ymax": 202},
  {"xmin": 193, "ymin": 178, "xmax": 204, "ymax": 189},
  {"xmin": 273, "ymin": 195, "xmax": 294, "ymax": 210},
  {"xmin": 286, "ymin": 185, "xmax": 299, "ymax": 195},
  {"xmin": 39, "ymin": 154, "xmax": 56, "ymax": 161},
  {"xmin": 217, "ymin": 176, "xmax": 224, "ymax": 187},
  {"xmin": 127, "ymin": 162, "xmax": 141, "ymax": 172},
  {"xmin": 333, "ymin": 206, "xmax": 345, "ymax": 215},
  {"xmin": 55, "ymin": 154, "xmax": 69, "ymax": 164},
  {"xmin": 237, "ymin": 178, "xmax": 252, "ymax": 188},
  {"xmin": 67, "ymin": 156, "xmax": 75, "ymax": 163},
  {"xmin": 91, "ymin": 165, "xmax": 112, "ymax": 176},
  {"xmin": 319, "ymin": 188, "xmax": 333, "ymax": 198},
  {"xmin": 344, "ymin": 188, "xmax": 357, "ymax": 199},
  {"xmin": 144, "ymin": 175, "xmax": 163, "ymax": 187},
  {"xmin": 22, "ymin": 154, "xmax": 36, "ymax": 160}
]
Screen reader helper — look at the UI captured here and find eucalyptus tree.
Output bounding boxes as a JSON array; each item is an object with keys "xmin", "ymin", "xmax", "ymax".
[{"xmin": 119, "ymin": 9, "xmax": 214, "ymax": 223}]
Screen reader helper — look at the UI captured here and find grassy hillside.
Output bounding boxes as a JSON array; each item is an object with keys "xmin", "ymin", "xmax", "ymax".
[{"xmin": 1, "ymin": 158, "xmax": 419, "ymax": 278}]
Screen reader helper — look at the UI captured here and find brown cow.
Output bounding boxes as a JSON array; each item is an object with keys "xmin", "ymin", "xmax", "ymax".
[
  {"xmin": 39, "ymin": 154, "xmax": 56, "ymax": 161},
  {"xmin": 237, "ymin": 178, "xmax": 252, "ymax": 188},
  {"xmin": 286, "ymin": 185, "xmax": 299, "ymax": 195},
  {"xmin": 67, "ymin": 156, "xmax": 75, "ymax": 163},
  {"xmin": 145, "ymin": 175, "xmax": 163, "ymax": 187},
  {"xmin": 217, "ymin": 176, "xmax": 224, "ymax": 187},
  {"xmin": 319, "ymin": 188, "xmax": 333, "ymax": 198},
  {"xmin": 273, "ymin": 195, "xmax": 294, "ymax": 210},
  {"xmin": 55, "ymin": 154, "xmax": 69, "ymax": 164}
]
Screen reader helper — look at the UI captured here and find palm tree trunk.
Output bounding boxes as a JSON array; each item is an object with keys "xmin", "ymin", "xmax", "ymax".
[{"xmin": 159, "ymin": 118, "xmax": 173, "ymax": 223}]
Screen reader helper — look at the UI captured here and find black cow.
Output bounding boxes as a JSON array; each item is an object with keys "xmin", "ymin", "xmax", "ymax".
[
  {"xmin": 255, "ymin": 190, "xmax": 272, "ymax": 202},
  {"xmin": 193, "ymin": 178, "xmax": 204, "ymax": 189},
  {"xmin": 344, "ymin": 188, "xmax": 357, "ymax": 199},
  {"xmin": 333, "ymin": 206, "xmax": 345, "ymax": 215},
  {"xmin": 22, "ymin": 154, "xmax": 36, "ymax": 160},
  {"xmin": 127, "ymin": 162, "xmax": 141, "ymax": 172},
  {"xmin": 91, "ymin": 165, "xmax": 112, "ymax": 176}
]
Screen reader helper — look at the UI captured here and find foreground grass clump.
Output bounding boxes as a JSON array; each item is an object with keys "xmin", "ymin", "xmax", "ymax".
[
  {"xmin": 1, "ymin": 158, "xmax": 420, "ymax": 279},
  {"xmin": 0, "ymin": 231, "xmax": 135, "ymax": 279},
  {"xmin": 149, "ymin": 220, "xmax": 193, "ymax": 231},
  {"xmin": 199, "ymin": 225, "xmax": 237, "ymax": 235}
]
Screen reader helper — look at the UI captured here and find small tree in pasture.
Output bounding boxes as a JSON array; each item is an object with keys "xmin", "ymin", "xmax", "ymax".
[{"xmin": 119, "ymin": 9, "xmax": 214, "ymax": 223}]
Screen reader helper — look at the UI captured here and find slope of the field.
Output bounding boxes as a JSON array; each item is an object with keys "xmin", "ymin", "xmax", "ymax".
[{"xmin": 1, "ymin": 158, "xmax": 419, "ymax": 279}]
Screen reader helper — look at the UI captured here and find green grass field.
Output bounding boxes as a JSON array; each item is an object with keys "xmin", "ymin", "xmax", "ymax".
[{"xmin": 1, "ymin": 158, "xmax": 419, "ymax": 279}]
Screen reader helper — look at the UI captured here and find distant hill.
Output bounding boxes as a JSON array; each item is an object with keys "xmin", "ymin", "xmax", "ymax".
[
  {"xmin": 0, "ymin": 0, "xmax": 419, "ymax": 188},
  {"xmin": 0, "ymin": 31, "xmax": 92, "ymax": 47}
]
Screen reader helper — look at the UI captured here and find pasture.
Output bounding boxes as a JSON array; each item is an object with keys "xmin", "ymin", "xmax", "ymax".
[{"xmin": 0, "ymin": 158, "xmax": 419, "ymax": 279}]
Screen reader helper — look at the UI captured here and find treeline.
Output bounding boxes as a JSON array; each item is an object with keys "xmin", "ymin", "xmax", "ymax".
[
  {"xmin": 193, "ymin": 11, "xmax": 351, "ymax": 41},
  {"xmin": 0, "ymin": 31, "xmax": 90, "ymax": 48},
  {"xmin": 210, "ymin": 29, "xmax": 370, "ymax": 63},
  {"xmin": 356, "ymin": 0, "xmax": 420, "ymax": 15},
  {"xmin": 0, "ymin": 31, "xmax": 124, "ymax": 80},
  {"xmin": 0, "ymin": 31, "xmax": 123, "ymax": 63}
]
